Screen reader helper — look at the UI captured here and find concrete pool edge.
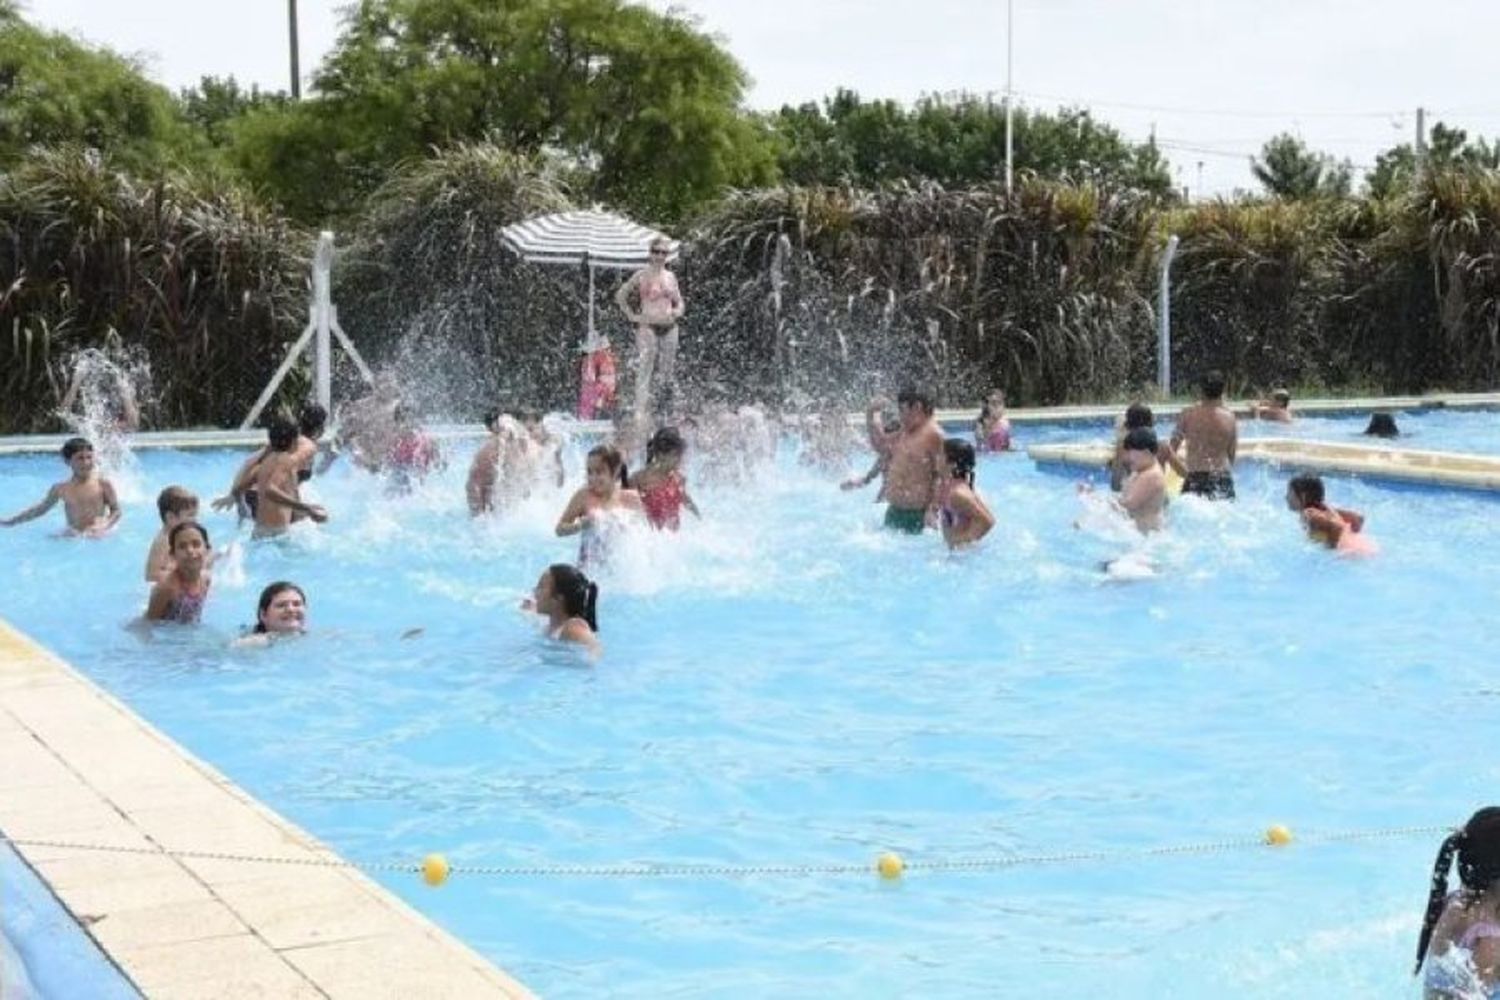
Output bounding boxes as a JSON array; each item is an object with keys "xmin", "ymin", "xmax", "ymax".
[
  {"xmin": 1, "ymin": 391, "xmax": 1495, "ymax": 455},
  {"xmin": 0, "ymin": 618, "xmax": 533, "ymax": 1000}
]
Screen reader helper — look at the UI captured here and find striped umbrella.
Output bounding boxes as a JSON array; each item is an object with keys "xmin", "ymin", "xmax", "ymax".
[{"xmin": 501, "ymin": 209, "xmax": 678, "ymax": 337}]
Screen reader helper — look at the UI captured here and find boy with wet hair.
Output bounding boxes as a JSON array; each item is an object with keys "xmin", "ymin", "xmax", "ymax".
[
  {"xmin": 1115, "ymin": 428, "xmax": 1167, "ymax": 533},
  {"xmin": 1170, "ymin": 370, "xmax": 1238, "ymax": 500},
  {"xmin": 145, "ymin": 486, "xmax": 200, "ymax": 581},
  {"xmin": 864, "ymin": 386, "xmax": 945, "ymax": 532},
  {"xmin": 1252, "ymin": 388, "xmax": 1294, "ymax": 423},
  {"xmin": 1, "ymin": 438, "xmax": 120, "ymax": 536}
]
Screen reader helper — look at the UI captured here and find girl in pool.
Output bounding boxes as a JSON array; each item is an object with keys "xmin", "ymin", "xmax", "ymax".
[
  {"xmin": 1285, "ymin": 474, "xmax": 1377, "ymax": 556},
  {"xmin": 630, "ymin": 427, "xmax": 700, "ymax": 531},
  {"xmin": 975, "ymin": 389, "xmax": 1012, "ymax": 453},
  {"xmin": 1415, "ymin": 807, "xmax": 1500, "ymax": 998},
  {"xmin": 524, "ymin": 563, "xmax": 601, "ymax": 655},
  {"xmin": 233, "ymin": 581, "xmax": 308, "ymax": 646},
  {"xmin": 144, "ymin": 522, "xmax": 212, "ymax": 624},
  {"xmin": 937, "ymin": 439, "xmax": 996, "ymax": 549},
  {"xmin": 555, "ymin": 444, "xmax": 643, "ymax": 569}
]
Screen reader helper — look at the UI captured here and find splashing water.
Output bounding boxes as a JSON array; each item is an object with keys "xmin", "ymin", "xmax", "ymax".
[{"xmin": 57, "ymin": 347, "xmax": 153, "ymax": 502}]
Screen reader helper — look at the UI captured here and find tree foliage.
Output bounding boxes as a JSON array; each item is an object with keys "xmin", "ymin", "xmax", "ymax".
[
  {"xmin": 1251, "ymin": 133, "xmax": 1352, "ymax": 200},
  {"xmin": 1366, "ymin": 121, "xmax": 1500, "ymax": 198},
  {"xmin": 768, "ymin": 91, "xmax": 1172, "ymax": 196}
]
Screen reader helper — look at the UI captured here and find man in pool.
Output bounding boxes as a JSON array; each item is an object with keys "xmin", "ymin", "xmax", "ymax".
[
  {"xmin": 1169, "ymin": 370, "xmax": 1238, "ymax": 500},
  {"xmin": 864, "ymin": 387, "xmax": 944, "ymax": 533},
  {"xmin": 253, "ymin": 418, "xmax": 328, "ymax": 538},
  {"xmin": 1250, "ymin": 388, "xmax": 1294, "ymax": 423}
]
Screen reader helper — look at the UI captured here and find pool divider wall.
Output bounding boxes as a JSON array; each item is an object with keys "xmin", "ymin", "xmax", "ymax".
[
  {"xmin": 0, "ymin": 617, "xmax": 534, "ymax": 1000},
  {"xmin": 2, "ymin": 392, "xmax": 1496, "ymax": 455}
]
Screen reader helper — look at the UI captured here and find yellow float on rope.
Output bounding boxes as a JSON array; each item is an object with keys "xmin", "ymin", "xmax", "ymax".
[
  {"xmin": 876, "ymin": 851, "xmax": 906, "ymax": 879},
  {"xmin": 1264, "ymin": 825, "xmax": 1294, "ymax": 847},
  {"xmin": 422, "ymin": 853, "xmax": 451, "ymax": 886}
]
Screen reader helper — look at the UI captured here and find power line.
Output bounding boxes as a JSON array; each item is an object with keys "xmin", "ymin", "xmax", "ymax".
[{"xmin": 1012, "ymin": 88, "xmax": 1406, "ymax": 121}]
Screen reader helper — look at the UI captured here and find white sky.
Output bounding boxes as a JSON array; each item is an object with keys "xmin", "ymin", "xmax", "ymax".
[{"xmin": 21, "ymin": 0, "xmax": 1500, "ymax": 196}]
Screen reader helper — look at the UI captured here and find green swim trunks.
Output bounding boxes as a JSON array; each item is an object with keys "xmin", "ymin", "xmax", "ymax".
[{"xmin": 883, "ymin": 505, "xmax": 927, "ymax": 534}]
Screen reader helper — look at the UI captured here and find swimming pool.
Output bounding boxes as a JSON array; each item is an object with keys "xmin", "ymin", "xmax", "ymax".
[{"xmin": 1, "ymin": 409, "xmax": 1498, "ymax": 998}]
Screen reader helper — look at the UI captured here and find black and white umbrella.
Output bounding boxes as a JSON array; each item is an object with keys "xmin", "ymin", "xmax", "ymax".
[{"xmin": 502, "ymin": 210, "xmax": 678, "ymax": 339}]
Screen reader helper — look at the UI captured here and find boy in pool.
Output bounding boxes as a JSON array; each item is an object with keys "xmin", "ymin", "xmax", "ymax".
[
  {"xmin": 145, "ymin": 486, "xmax": 199, "ymax": 581},
  {"xmin": 0, "ymin": 437, "xmax": 121, "ymax": 536},
  {"xmin": 1251, "ymin": 388, "xmax": 1294, "ymax": 423},
  {"xmin": 1115, "ymin": 428, "xmax": 1167, "ymax": 533},
  {"xmin": 253, "ymin": 419, "xmax": 329, "ymax": 538},
  {"xmin": 1285, "ymin": 474, "xmax": 1375, "ymax": 554},
  {"xmin": 863, "ymin": 389, "xmax": 944, "ymax": 531}
]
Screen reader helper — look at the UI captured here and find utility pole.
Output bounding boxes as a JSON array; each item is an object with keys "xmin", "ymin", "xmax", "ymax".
[
  {"xmin": 288, "ymin": 0, "xmax": 302, "ymax": 99},
  {"xmin": 1196, "ymin": 161, "xmax": 1204, "ymax": 201},
  {"xmin": 1415, "ymin": 106, "xmax": 1426, "ymax": 178},
  {"xmin": 1004, "ymin": 0, "xmax": 1014, "ymax": 194}
]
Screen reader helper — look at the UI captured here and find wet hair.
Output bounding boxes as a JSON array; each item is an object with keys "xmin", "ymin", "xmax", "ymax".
[
  {"xmin": 1123, "ymin": 427, "xmax": 1159, "ymax": 454},
  {"xmin": 587, "ymin": 443, "xmax": 629, "ymax": 487},
  {"xmin": 548, "ymin": 564, "xmax": 599, "ymax": 632},
  {"xmin": 156, "ymin": 485, "xmax": 198, "ymax": 522},
  {"xmin": 266, "ymin": 417, "xmax": 299, "ymax": 451},
  {"xmin": 61, "ymin": 437, "xmax": 92, "ymax": 461},
  {"xmin": 1287, "ymin": 474, "xmax": 1325, "ymax": 507},
  {"xmin": 1365, "ymin": 413, "xmax": 1400, "ymax": 438},
  {"xmin": 646, "ymin": 426, "xmax": 686, "ymax": 464},
  {"xmin": 896, "ymin": 385, "xmax": 935, "ymax": 413},
  {"xmin": 482, "ymin": 409, "xmax": 501, "ymax": 433},
  {"xmin": 516, "ymin": 407, "xmax": 542, "ymax": 425},
  {"xmin": 1200, "ymin": 371, "xmax": 1226, "ymax": 399},
  {"xmin": 167, "ymin": 520, "xmax": 210, "ymax": 551},
  {"xmin": 943, "ymin": 438, "xmax": 976, "ymax": 486},
  {"xmin": 1415, "ymin": 807, "xmax": 1500, "ymax": 974},
  {"xmin": 1271, "ymin": 389, "xmax": 1291, "ymax": 407},
  {"xmin": 298, "ymin": 403, "xmax": 328, "ymax": 439},
  {"xmin": 882, "ymin": 416, "xmax": 901, "ymax": 435},
  {"xmin": 1124, "ymin": 402, "xmax": 1155, "ymax": 430},
  {"xmin": 253, "ymin": 581, "xmax": 306, "ymax": 634}
]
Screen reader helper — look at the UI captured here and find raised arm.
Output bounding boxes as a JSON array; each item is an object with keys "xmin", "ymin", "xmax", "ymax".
[
  {"xmin": 1, "ymin": 485, "xmax": 61, "ymax": 526},
  {"xmin": 555, "ymin": 490, "xmax": 588, "ymax": 537}
]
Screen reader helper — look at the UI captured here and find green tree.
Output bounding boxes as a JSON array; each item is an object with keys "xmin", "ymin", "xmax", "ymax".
[
  {"xmin": 1251, "ymin": 133, "xmax": 1351, "ymax": 199},
  {"xmin": 178, "ymin": 76, "xmax": 289, "ymax": 150},
  {"xmin": 766, "ymin": 90, "xmax": 1172, "ymax": 195},
  {"xmin": 239, "ymin": 0, "xmax": 774, "ymax": 224},
  {"xmin": 0, "ymin": 10, "xmax": 200, "ymax": 172},
  {"xmin": 1367, "ymin": 122, "xmax": 1500, "ymax": 198}
]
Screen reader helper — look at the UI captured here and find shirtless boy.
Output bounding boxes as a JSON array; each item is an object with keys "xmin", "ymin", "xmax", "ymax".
[
  {"xmin": 253, "ymin": 419, "xmax": 328, "ymax": 538},
  {"xmin": 1251, "ymin": 388, "xmax": 1294, "ymax": 424},
  {"xmin": 1115, "ymin": 428, "xmax": 1167, "ymax": 532},
  {"xmin": 1, "ymin": 438, "xmax": 121, "ymax": 536},
  {"xmin": 1169, "ymin": 371, "xmax": 1238, "ymax": 500},
  {"xmin": 864, "ymin": 388, "xmax": 945, "ymax": 533}
]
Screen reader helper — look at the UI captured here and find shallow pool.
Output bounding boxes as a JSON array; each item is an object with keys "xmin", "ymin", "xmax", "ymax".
[{"xmin": 1, "ymin": 410, "xmax": 1498, "ymax": 999}]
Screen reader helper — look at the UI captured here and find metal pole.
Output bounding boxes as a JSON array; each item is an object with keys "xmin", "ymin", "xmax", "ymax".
[
  {"xmin": 1004, "ymin": 0, "xmax": 1014, "ymax": 194},
  {"xmin": 313, "ymin": 231, "xmax": 334, "ymax": 412},
  {"xmin": 587, "ymin": 263, "xmax": 596, "ymax": 336},
  {"xmin": 288, "ymin": 0, "xmax": 302, "ymax": 99},
  {"xmin": 1415, "ymin": 106, "xmax": 1426, "ymax": 180},
  {"xmin": 1157, "ymin": 234, "xmax": 1179, "ymax": 396}
]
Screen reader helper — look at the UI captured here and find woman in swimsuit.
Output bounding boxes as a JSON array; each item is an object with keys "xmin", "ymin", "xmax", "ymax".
[
  {"xmin": 144, "ymin": 522, "xmax": 212, "ymax": 624},
  {"xmin": 524, "ymin": 563, "xmax": 601, "ymax": 656},
  {"xmin": 555, "ymin": 444, "xmax": 643, "ymax": 570},
  {"xmin": 631, "ymin": 427, "xmax": 701, "ymax": 531},
  {"xmin": 937, "ymin": 439, "xmax": 996, "ymax": 549},
  {"xmin": 1416, "ymin": 807, "xmax": 1500, "ymax": 998},
  {"xmin": 615, "ymin": 237, "xmax": 684, "ymax": 419}
]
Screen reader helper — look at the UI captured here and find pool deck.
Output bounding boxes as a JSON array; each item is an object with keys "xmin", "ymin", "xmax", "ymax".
[
  {"xmin": 0, "ymin": 619, "xmax": 533, "ymax": 999},
  {"xmin": 1, "ymin": 391, "xmax": 1495, "ymax": 455}
]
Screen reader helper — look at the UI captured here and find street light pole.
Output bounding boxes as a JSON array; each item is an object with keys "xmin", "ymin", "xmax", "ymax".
[
  {"xmin": 1004, "ymin": 0, "xmax": 1014, "ymax": 194},
  {"xmin": 288, "ymin": 0, "xmax": 302, "ymax": 99}
]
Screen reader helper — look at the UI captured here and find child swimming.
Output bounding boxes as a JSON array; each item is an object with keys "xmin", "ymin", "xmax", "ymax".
[
  {"xmin": 1114, "ymin": 428, "xmax": 1167, "ymax": 533},
  {"xmin": 1251, "ymin": 388, "xmax": 1294, "ymax": 423},
  {"xmin": 0, "ymin": 437, "xmax": 121, "ymax": 536},
  {"xmin": 251, "ymin": 419, "xmax": 329, "ymax": 538},
  {"xmin": 524, "ymin": 563, "xmax": 601, "ymax": 655},
  {"xmin": 1285, "ymin": 474, "xmax": 1376, "ymax": 555},
  {"xmin": 233, "ymin": 581, "xmax": 308, "ymax": 647},
  {"xmin": 555, "ymin": 444, "xmax": 643, "ymax": 569},
  {"xmin": 631, "ymin": 427, "xmax": 700, "ymax": 531},
  {"xmin": 1110, "ymin": 402, "xmax": 1155, "ymax": 492},
  {"xmin": 145, "ymin": 486, "xmax": 199, "ymax": 582},
  {"xmin": 937, "ymin": 439, "xmax": 996, "ymax": 549},
  {"xmin": 1414, "ymin": 807, "xmax": 1500, "ymax": 999},
  {"xmin": 144, "ymin": 522, "xmax": 212, "ymax": 624}
]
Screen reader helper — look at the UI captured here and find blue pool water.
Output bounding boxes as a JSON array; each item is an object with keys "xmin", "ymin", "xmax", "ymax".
[{"xmin": 1, "ymin": 410, "xmax": 1498, "ymax": 998}]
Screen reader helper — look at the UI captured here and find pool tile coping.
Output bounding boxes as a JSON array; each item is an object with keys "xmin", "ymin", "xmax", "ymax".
[{"xmin": 0, "ymin": 617, "xmax": 534, "ymax": 1000}]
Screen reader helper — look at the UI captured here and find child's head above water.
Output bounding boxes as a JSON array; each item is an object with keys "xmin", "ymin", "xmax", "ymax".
[
  {"xmin": 1271, "ymin": 389, "xmax": 1292, "ymax": 408},
  {"xmin": 266, "ymin": 417, "xmax": 299, "ymax": 452},
  {"xmin": 943, "ymin": 438, "xmax": 977, "ymax": 486},
  {"xmin": 1364, "ymin": 412, "xmax": 1400, "ymax": 438},
  {"xmin": 254, "ymin": 581, "xmax": 307, "ymax": 634},
  {"xmin": 60, "ymin": 437, "xmax": 94, "ymax": 474},
  {"xmin": 536, "ymin": 563, "xmax": 599, "ymax": 632},
  {"xmin": 1200, "ymin": 370, "xmax": 1226, "ymax": 400},
  {"xmin": 896, "ymin": 385, "xmax": 935, "ymax": 417},
  {"xmin": 1124, "ymin": 402, "xmax": 1154, "ymax": 430},
  {"xmin": 167, "ymin": 521, "xmax": 210, "ymax": 565},
  {"xmin": 586, "ymin": 443, "xmax": 629, "ymax": 492},
  {"xmin": 156, "ymin": 486, "xmax": 199, "ymax": 525},
  {"xmin": 298, "ymin": 403, "xmax": 328, "ymax": 440},
  {"xmin": 1415, "ymin": 806, "xmax": 1500, "ymax": 973},
  {"xmin": 645, "ymin": 427, "xmax": 686, "ymax": 467},
  {"xmin": 1285, "ymin": 474, "xmax": 1325, "ymax": 510}
]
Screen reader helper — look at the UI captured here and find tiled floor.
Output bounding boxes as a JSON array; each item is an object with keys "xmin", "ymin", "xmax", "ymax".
[{"xmin": 0, "ymin": 619, "xmax": 532, "ymax": 999}]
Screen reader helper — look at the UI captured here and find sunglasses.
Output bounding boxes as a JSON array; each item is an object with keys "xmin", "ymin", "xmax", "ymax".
[{"xmin": 650, "ymin": 248, "xmax": 669, "ymax": 256}]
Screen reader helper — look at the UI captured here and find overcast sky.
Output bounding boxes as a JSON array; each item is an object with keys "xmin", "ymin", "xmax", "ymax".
[{"xmin": 22, "ymin": 0, "xmax": 1500, "ymax": 196}]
